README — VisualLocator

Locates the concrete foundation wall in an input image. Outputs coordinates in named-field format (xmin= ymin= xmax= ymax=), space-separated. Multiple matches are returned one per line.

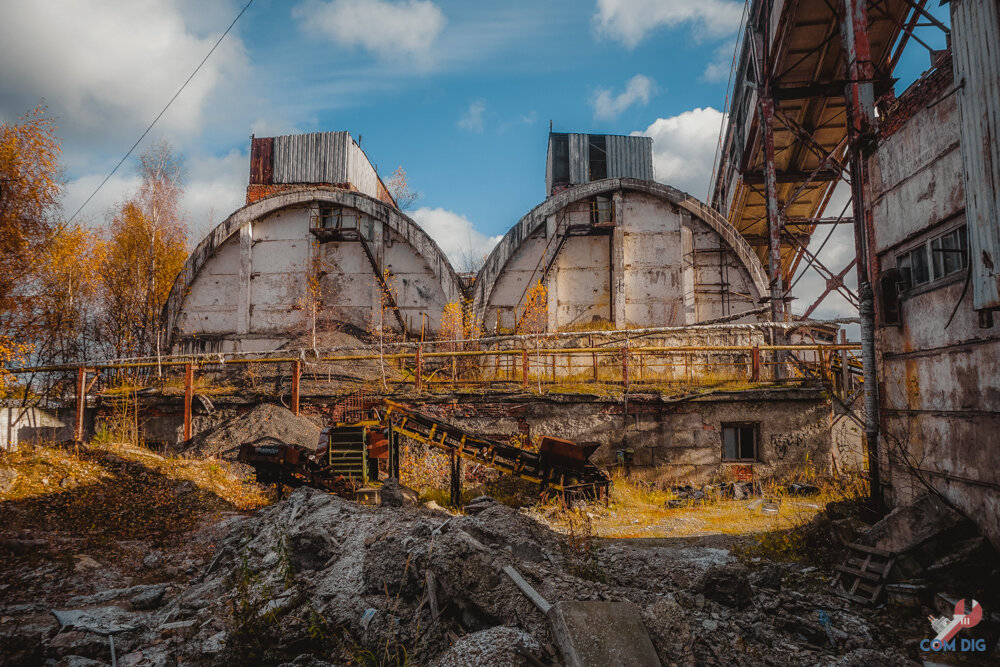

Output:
xmin=869 ymin=55 xmax=1000 ymax=547
xmin=133 ymin=389 xmax=857 ymax=484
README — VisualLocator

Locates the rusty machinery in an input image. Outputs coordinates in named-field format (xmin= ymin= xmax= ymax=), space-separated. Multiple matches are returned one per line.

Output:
xmin=237 ymin=399 xmax=611 ymax=503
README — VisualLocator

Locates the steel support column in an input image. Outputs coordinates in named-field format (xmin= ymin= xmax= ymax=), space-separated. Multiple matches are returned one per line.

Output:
xmin=74 ymin=367 xmax=86 ymax=443
xmin=184 ymin=363 xmax=194 ymax=442
xmin=840 ymin=0 xmax=883 ymax=511
xmin=754 ymin=2 xmax=786 ymax=380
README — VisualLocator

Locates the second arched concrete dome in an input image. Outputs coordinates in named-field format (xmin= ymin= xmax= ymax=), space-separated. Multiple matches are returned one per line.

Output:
xmin=471 ymin=178 xmax=768 ymax=334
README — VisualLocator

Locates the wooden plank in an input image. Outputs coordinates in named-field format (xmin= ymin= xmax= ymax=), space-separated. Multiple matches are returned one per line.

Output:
xmin=502 ymin=565 xmax=552 ymax=613
xmin=835 ymin=564 xmax=883 ymax=582
xmin=846 ymin=542 xmax=894 ymax=558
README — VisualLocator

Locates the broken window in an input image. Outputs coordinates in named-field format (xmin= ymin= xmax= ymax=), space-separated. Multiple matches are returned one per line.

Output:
xmin=551 ymin=134 xmax=569 ymax=188
xmin=895 ymin=224 xmax=968 ymax=290
xmin=722 ymin=423 xmax=757 ymax=461
xmin=896 ymin=244 xmax=930 ymax=287
xmin=589 ymin=195 xmax=614 ymax=227
xmin=931 ymin=225 xmax=968 ymax=280
xmin=588 ymin=135 xmax=607 ymax=180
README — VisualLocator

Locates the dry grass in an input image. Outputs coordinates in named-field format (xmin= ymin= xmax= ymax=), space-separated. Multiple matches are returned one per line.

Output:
xmin=0 ymin=440 xmax=271 ymax=547
xmin=535 ymin=472 xmax=864 ymax=543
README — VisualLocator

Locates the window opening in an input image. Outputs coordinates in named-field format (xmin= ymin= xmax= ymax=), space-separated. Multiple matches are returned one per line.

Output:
xmin=722 ymin=423 xmax=758 ymax=461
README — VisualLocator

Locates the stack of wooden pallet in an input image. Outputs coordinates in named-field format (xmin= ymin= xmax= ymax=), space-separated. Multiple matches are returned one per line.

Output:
xmin=833 ymin=543 xmax=896 ymax=605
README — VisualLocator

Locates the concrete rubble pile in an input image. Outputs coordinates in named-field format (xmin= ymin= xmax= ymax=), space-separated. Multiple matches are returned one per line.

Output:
xmin=0 ymin=487 xmax=938 ymax=667
xmin=179 ymin=403 xmax=321 ymax=460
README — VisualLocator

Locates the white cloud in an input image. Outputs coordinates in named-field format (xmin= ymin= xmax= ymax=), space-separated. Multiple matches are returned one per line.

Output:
xmin=593 ymin=0 xmax=744 ymax=48
xmin=458 ymin=100 xmax=486 ymax=133
xmin=0 ymin=0 xmax=247 ymax=144
xmin=411 ymin=207 xmax=501 ymax=271
xmin=182 ymin=149 xmax=249 ymax=241
xmin=63 ymin=172 xmax=141 ymax=227
xmin=702 ymin=41 xmax=738 ymax=83
xmin=592 ymin=74 xmax=655 ymax=121
xmin=634 ymin=107 xmax=726 ymax=200
xmin=293 ymin=0 xmax=446 ymax=61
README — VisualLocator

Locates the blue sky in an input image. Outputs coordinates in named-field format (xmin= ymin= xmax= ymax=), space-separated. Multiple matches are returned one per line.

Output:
xmin=0 ymin=0 xmax=950 ymax=316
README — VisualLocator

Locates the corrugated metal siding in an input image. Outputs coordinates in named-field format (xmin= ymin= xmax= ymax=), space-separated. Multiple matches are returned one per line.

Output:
xmin=952 ymin=0 xmax=1000 ymax=310
xmin=606 ymin=135 xmax=654 ymax=181
xmin=545 ymin=135 xmax=555 ymax=195
xmin=272 ymin=131 xmax=350 ymax=184
xmin=345 ymin=139 xmax=381 ymax=200
xmin=568 ymin=134 xmax=590 ymax=185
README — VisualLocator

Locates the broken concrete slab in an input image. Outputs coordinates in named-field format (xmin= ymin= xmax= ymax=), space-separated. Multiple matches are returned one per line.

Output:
xmin=129 ymin=586 xmax=166 ymax=611
xmin=51 ymin=607 xmax=139 ymax=635
xmin=861 ymin=494 xmax=971 ymax=554
xmin=547 ymin=600 xmax=661 ymax=667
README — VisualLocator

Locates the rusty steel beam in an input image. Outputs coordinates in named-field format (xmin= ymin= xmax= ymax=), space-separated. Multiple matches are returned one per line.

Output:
xmin=840 ymin=0 xmax=882 ymax=511
xmin=742 ymin=169 xmax=842 ymax=185
xmin=783 ymin=230 xmax=860 ymax=306
xmin=752 ymin=16 xmax=785 ymax=326
xmin=74 ymin=367 xmax=86 ymax=443
xmin=802 ymin=258 xmax=859 ymax=319
xmin=772 ymin=107 xmax=851 ymax=177
xmin=773 ymin=81 xmax=849 ymax=100
xmin=888 ymin=0 xmax=926 ymax=71
xmin=184 ymin=362 xmax=194 ymax=442
xmin=291 ymin=360 xmax=301 ymax=416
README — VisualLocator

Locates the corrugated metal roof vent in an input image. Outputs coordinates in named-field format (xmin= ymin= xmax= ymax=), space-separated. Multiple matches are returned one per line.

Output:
xmin=545 ymin=132 xmax=654 ymax=196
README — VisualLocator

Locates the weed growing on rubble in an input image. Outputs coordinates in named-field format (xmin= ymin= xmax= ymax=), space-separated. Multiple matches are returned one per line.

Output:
xmin=276 ymin=533 xmax=296 ymax=589
xmin=563 ymin=512 xmax=608 ymax=583
xmin=226 ymin=549 xmax=282 ymax=662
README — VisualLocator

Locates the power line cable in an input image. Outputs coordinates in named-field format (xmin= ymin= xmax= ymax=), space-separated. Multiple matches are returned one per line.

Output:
xmin=67 ymin=0 xmax=254 ymax=223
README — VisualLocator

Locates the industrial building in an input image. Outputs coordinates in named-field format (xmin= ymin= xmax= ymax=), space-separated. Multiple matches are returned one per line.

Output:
xmin=712 ymin=0 xmax=1000 ymax=546
xmin=473 ymin=133 xmax=768 ymax=333
xmin=163 ymin=131 xmax=465 ymax=354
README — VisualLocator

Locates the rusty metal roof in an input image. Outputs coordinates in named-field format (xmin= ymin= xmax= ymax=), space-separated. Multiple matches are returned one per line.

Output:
xmin=710 ymin=0 xmax=913 ymax=285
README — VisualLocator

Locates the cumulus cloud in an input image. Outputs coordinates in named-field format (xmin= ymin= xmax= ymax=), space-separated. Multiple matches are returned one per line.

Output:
xmin=182 ymin=149 xmax=250 ymax=240
xmin=593 ymin=0 xmax=744 ymax=48
xmin=634 ymin=107 xmax=726 ymax=200
xmin=293 ymin=0 xmax=446 ymax=61
xmin=458 ymin=100 xmax=486 ymax=133
xmin=411 ymin=207 xmax=501 ymax=272
xmin=592 ymin=74 xmax=655 ymax=121
xmin=0 ymin=0 xmax=246 ymax=146
xmin=702 ymin=41 xmax=738 ymax=83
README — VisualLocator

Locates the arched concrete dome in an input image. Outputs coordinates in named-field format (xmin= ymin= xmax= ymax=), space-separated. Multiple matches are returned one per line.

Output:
xmin=472 ymin=178 xmax=768 ymax=333
xmin=164 ymin=187 xmax=464 ymax=354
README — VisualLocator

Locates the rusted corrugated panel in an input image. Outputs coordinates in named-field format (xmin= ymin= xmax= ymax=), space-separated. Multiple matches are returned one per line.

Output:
xmin=568 ymin=133 xmax=589 ymax=185
xmin=272 ymin=131 xmax=349 ymax=184
xmin=606 ymin=135 xmax=654 ymax=181
xmin=249 ymin=137 xmax=273 ymax=185
xmin=952 ymin=0 xmax=1000 ymax=310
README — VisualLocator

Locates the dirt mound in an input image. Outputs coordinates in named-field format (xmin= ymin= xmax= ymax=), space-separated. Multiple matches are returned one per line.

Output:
xmin=182 ymin=403 xmax=321 ymax=459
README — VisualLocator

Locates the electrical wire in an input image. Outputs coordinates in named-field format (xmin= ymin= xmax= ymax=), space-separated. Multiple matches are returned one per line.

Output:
xmin=67 ymin=0 xmax=254 ymax=223
xmin=708 ymin=0 xmax=751 ymax=205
